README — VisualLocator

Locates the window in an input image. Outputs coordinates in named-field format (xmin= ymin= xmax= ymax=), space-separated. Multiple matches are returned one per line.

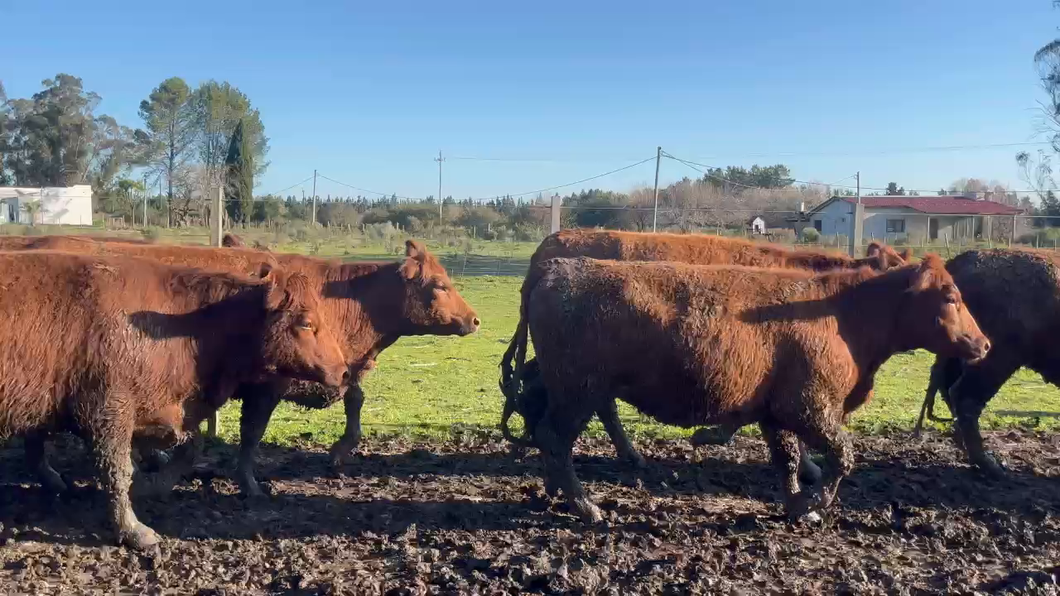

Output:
xmin=886 ymin=219 xmax=905 ymax=234
xmin=813 ymin=220 xmax=822 ymax=232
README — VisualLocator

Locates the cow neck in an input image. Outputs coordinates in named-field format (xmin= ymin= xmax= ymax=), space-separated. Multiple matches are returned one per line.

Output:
xmin=823 ymin=266 xmax=914 ymax=376
xmin=166 ymin=274 xmax=271 ymax=391
xmin=317 ymin=259 xmax=405 ymax=361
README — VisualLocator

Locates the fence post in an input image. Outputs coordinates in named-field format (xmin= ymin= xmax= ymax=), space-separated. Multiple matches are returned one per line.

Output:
xmin=550 ymin=194 xmax=561 ymax=234
xmin=847 ymin=203 xmax=864 ymax=257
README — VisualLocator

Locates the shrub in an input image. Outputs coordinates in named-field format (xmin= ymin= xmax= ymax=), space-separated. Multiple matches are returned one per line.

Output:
xmin=799 ymin=227 xmax=821 ymax=243
xmin=141 ymin=226 xmax=162 ymax=242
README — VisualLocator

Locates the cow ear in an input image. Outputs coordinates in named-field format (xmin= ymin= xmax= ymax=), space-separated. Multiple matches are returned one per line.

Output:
xmin=899 ymin=249 xmax=912 ymax=262
xmin=866 ymin=242 xmax=881 ymax=258
xmin=910 ymin=254 xmax=943 ymax=292
xmin=257 ymin=262 xmax=275 ymax=280
xmin=405 ymin=239 xmax=427 ymax=262
xmin=400 ymin=240 xmax=429 ymax=281
xmin=262 ymin=265 xmax=289 ymax=310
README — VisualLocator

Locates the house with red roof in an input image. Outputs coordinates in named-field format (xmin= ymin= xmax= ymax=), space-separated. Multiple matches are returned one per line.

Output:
xmin=806 ymin=194 xmax=1023 ymax=242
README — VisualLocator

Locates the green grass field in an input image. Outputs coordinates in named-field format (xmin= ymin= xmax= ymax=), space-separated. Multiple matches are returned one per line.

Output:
xmin=8 ymin=225 xmax=1059 ymax=446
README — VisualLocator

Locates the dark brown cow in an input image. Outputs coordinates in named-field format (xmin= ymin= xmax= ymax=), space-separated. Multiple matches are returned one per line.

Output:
xmin=913 ymin=249 xmax=1060 ymax=474
xmin=501 ymin=229 xmax=909 ymax=474
xmin=21 ymin=237 xmax=479 ymax=495
xmin=222 ymin=232 xmax=247 ymax=247
xmin=505 ymin=256 xmax=988 ymax=521
xmin=0 ymin=251 xmax=348 ymax=553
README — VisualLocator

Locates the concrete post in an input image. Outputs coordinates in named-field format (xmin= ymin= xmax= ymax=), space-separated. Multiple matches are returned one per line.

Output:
xmin=848 ymin=202 xmax=864 ymax=257
xmin=550 ymin=194 xmax=561 ymax=234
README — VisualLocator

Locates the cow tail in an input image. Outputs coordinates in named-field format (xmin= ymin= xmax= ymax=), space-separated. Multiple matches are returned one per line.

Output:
xmin=499 ymin=261 xmax=548 ymax=448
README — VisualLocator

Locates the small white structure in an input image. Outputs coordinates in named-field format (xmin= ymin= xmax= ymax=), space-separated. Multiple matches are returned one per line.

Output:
xmin=747 ymin=216 xmax=766 ymax=235
xmin=0 ymin=185 xmax=94 ymax=226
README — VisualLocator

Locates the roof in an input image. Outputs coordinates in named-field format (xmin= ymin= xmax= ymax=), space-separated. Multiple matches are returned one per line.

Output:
xmin=823 ymin=195 xmax=1022 ymax=216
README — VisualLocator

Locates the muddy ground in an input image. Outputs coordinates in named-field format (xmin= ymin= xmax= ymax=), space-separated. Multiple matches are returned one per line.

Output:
xmin=1 ymin=429 xmax=1059 ymax=595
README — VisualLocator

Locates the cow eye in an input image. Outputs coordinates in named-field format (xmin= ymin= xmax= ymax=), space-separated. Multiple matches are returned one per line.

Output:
xmin=944 ymin=294 xmax=958 ymax=305
xmin=297 ymin=319 xmax=314 ymax=331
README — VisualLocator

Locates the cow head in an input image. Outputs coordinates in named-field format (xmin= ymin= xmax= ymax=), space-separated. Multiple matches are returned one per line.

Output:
xmin=865 ymin=242 xmax=911 ymax=271
xmin=398 ymin=240 xmax=481 ymax=336
xmin=257 ymin=263 xmax=350 ymax=388
xmin=898 ymin=254 xmax=990 ymax=363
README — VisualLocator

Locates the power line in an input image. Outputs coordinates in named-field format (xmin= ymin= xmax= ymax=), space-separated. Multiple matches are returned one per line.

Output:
xmin=315 ymin=174 xmax=420 ymax=201
xmin=470 ymin=156 xmax=657 ymax=201
xmin=686 ymin=140 xmax=1052 ymax=161
xmin=264 ymin=175 xmax=316 ymax=197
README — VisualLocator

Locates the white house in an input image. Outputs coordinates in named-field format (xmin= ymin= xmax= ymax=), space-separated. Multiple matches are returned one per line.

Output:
xmin=747 ymin=216 xmax=766 ymax=235
xmin=0 ymin=185 xmax=94 ymax=226
xmin=806 ymin=195 xmax=1023 ymax=242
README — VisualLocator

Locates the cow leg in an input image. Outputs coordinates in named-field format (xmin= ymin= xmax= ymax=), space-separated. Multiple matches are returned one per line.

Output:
xmin=24 ymin=431 xmax=68 ymax=493
xmin=330 ymin=383 xmax=366 ymax=468
xmin=809 ymin=427 xmax=854 ymax=513
xmin=83 ymin=405 xmax=160 ymax=555
xmin=949 ymin=354 xmax=1020 ymax=476
xmin=236 ymin=382 xmax=284 ymax=497
xmin=535 ymin=396 xmax=601 ymax=523
xmin=597 ymin=399 xmax=646 ymax=468
xmin=796 ymin=442 xmax=822 ymax=486
xmin=761 ymin=422 xmax=806 ymax=516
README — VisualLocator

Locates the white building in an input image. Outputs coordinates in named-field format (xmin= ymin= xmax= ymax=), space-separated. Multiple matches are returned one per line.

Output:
xmin=806 ymin=195 xmax=1023 ymax=242
xmin=0 ymin=185 xmax=94 ymax=226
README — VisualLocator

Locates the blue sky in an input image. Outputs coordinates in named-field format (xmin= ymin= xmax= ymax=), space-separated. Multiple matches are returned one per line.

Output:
xmin=3 ymin=0 xmax=1058 ymax=199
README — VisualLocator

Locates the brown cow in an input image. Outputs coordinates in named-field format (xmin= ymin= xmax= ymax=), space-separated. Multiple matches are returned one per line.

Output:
xmin=505 ymin=256 xmax=988 ymax=521
xmin=501 ymin=229 xmax=909 ymax=474
xmin=0 ymin=251 xmax=348 ymax=553
xmin=222 ymin=232 xmax=246 ymax=247
xmin=23 ymin=238 xmax=479 ymax=495
xmin=913 ymin=249 xmax=1060 ymax=475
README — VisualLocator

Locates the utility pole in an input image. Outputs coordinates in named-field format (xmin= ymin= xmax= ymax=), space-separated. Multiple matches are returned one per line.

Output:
xmin=311 ymin=169 xmax=318 ymax=226
xmin=652 ymin=146 xmax=662 ymax=232
xmin=435 ymin=150 xmax=445 ymax=221
xmin=849 ymin=171 xmax=864 ymax=257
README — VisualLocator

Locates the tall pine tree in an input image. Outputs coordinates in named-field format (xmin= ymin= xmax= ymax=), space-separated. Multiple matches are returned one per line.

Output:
xmin=224 ymin=118 xmax=254 ymax=223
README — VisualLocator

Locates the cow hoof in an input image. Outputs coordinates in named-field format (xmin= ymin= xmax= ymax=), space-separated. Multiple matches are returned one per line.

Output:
xmin=240 ymin=480 xmax=266 ymax=499
xmin=622 ymin=452 xmax=648 ymax=470
xmin=120 ymin=523 xmax=161 ymax=556
xmin=690 ymin=426 xmax=735 ymax=447
xmin=39 ymin=470 xmax=69 ymax=494
xmin=571 ymin=499 xmax=604 ymax=523
xmin=785 ymin=493 xmax=815 ymax=521
xmin=543 ymin=477 xmax=560 ymax=499
xmin=329 ymin=442 xmax=358 ymax=469
xmin=975 ymin=455 xmax=1007 ymax=478
xmin=798 ymin=460 xmax=823 ymax=486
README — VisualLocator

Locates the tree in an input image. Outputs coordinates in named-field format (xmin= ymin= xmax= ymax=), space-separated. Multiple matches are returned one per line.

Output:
xmin=139 ymin=77 xmax=194 ymax=208
xmin=0 ymin=75 xmax=143 ymax=189
xmin=224 ymin=119 xmax=254 ymax=224
xmin=21 ymin=199 xmax=40 ymax=226
xmin=703 ymin=164 xmax=793 ymax=193
xmin=885 ymin=182 xmax=905 ymax=195
xmin=190 ymin=81 xmax=269 ymax=202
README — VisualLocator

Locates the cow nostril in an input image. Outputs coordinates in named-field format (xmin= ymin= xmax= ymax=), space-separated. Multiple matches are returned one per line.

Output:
xmin=982 ymin=340 xmax=991 ymax=353
xmin=472 ymin=317 xmax=481 ymax=327
xmin=341 ymin=370 xmax=351 ymax=383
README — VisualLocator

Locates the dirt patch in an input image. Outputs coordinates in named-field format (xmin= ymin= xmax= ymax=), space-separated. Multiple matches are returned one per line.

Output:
xmin=2 ymin=430 xmax=1059 ymax=594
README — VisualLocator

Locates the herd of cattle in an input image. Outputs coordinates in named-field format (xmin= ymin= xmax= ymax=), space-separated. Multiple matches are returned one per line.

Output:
xmin=0 ymin=229 xmax=1056 ymax=557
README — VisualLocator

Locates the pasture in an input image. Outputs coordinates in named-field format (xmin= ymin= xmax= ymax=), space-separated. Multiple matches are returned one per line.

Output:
xmin=1 ymin=232 xmax=1060 ymax=593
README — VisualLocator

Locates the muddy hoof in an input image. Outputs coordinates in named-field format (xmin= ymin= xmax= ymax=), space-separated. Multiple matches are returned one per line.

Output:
xmin=120 ymin=523 xmax=161 ymax=556
xmin=329 ymin=442 xmax=358 ymax=469
xmin=543 ymin=477 xmax=560 ymax=499
xmin=621 ymin=451 xmax=648 ymax=469
xmin=975 ymin=454 xmax=1007 ymax=478
xmin=39 ymin=470 xmax=69 ymax=494
xmin=798 ymin=460 xmax=823 ymax=486
xmin=239 ymin=479 xmax=268 ymax=499
xmin=690 ymin=426 xmax=736 ymax=447
xmin=571 ymin=498 xmax=604 ymax=523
